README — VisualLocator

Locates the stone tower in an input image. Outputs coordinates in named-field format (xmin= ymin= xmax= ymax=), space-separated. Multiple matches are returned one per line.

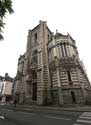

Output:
xmin=15 ymin=21 xmax=90 ymax=105
xmin=16 ymin=21 xmax=53 ymax=105
xmin=48 ymin=32 xmax=90 ymax=105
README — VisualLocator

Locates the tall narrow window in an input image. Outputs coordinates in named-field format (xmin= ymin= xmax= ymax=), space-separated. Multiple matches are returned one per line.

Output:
xmin=48 ymin=34 xmax=49 ymax=41
xmin=33 ymin=50 xmax=37 ymax=63
xmin=67 ymin=71 xmax=72 ymax=83
xmin=61 ymin=44 xmax=64 ymax=57
xmin=58 ymin=45 xmax=62 ymax=58
xmin=64 ymin=43 xmax=68 ymax=56
xmin=56 ymin=46 xmax=59 ymax=59
xmin=66 ymin=44 xmax=69 ymax=56
xmin=34 ymin=33 xmax=37 ymax=44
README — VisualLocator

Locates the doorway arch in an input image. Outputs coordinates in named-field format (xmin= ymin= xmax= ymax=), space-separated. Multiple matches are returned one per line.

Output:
xmin=32 ymin=82 xmax=37 ymax=101
xmin=71 ymin=91 xmax=76 ymax=103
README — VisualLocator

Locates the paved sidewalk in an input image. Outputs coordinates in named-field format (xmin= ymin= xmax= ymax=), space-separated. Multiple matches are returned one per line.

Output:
xmin=1 ymin=103 xmax=91 ymax=114
xmin=17 ymin=104 xmax=91 ymax=112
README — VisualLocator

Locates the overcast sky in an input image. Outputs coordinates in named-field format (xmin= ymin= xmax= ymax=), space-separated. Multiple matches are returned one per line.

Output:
xmin=0 ymin=0 xmax=91 ymax=81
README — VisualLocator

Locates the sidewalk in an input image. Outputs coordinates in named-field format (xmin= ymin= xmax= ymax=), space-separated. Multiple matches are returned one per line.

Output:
xmin=17 ymin=104 xmax=91 ymax=112
xmin=1 ymin=103 xmax=91 ymax=114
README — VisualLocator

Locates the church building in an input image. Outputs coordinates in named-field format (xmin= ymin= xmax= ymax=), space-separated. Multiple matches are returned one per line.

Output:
xmin=15 ymin=21 xmax=90 ymax=105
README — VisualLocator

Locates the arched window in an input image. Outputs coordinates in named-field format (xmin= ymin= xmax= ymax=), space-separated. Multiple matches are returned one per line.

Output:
xmin=60 ymin=43 xmax=64 ymax=57
xmin=34 ymin=33 xmax=37 ymax=44
xmin=67 ymin=71 xmax=72 ymax=83
xmin=32 ymin=50 xmax=37 ymax=63
xmin=64 ymin=43 xmax=68 ymax=56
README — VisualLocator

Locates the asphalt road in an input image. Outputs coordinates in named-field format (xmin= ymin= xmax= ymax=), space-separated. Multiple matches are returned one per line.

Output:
xmin=0 ymin=107 xmax=91 ymax=125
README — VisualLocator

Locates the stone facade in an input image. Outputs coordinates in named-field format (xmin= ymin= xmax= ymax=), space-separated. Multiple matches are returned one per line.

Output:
xmin=15 ymin=21 xmax=91 ymax=105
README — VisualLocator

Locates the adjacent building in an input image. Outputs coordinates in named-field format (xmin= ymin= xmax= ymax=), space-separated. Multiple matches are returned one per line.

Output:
xmin=15 ymin=21 xmax=91 ymax=105
xmin=0 ymin=73 xmax=14 ymax=103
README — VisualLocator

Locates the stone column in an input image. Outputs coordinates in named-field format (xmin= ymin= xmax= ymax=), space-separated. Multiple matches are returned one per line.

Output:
xmin=37 ymin=21 xmax=52 ymax=105
xmin=57 ymin=68 xmax=64 ymax=105
xmin=37 ymin=21 xmax=46 ymax=105
xmin=56 ymin=59 xmax=64 ymax=105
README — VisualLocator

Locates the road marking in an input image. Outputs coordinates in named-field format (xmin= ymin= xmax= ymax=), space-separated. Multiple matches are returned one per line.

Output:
xmin=74 ymin=112 xmax=91 ymax=125
xmin=82 ymin=112 xmax=91 ymax=116
xmin=1 ymin=109 xmax=13 ymax=112
xmin=74 ymin=123 xmax=81 ymax=125
xmin=17 ymin=111 xmax=36 ymax=115
xmin=0 ymin=116 xmax=5 ymax=120
xmin=80 ymin=116 xmax=91 ymax=119
xmin=44 ymin=115 xmax=71 ymax=120
xmin=77 ymin=119 xmax=91 ymax=124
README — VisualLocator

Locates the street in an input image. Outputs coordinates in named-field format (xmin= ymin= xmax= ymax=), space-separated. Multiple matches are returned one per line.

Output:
xmin=0 ymin=106 xmax=83 ymax=125
xmin=1 ymin=106 xmax=91 ymax=125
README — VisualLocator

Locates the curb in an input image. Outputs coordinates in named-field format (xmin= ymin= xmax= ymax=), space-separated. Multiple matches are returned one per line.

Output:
xmin=1 ymin=105 xmax=91 ymax=115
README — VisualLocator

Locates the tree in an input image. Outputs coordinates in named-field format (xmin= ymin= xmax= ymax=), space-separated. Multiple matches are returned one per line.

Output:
xmin=0 ymin=0 xmax=14 ymax=40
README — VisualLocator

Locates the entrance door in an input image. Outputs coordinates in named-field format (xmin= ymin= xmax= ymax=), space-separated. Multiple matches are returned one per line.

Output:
xmin=32 ymin=83 xmax=37 ymax=101
xmin=71 ymin=91 xmax=76 ymax=103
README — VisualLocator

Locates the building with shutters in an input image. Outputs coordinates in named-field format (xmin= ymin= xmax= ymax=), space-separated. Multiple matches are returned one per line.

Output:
xmin=15 ymin=21 xmax=91 ymax=105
